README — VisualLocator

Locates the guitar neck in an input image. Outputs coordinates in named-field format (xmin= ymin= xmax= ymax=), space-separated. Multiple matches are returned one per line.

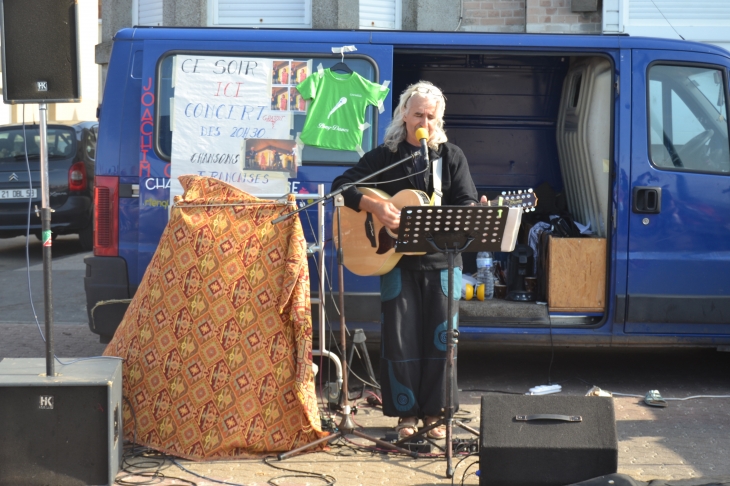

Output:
xmin=482 ymin=189 xmax=537 ymax=212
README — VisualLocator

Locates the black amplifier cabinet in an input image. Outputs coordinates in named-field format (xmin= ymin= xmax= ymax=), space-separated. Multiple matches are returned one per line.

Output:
xmin=0 ymin=358 xmax=122 ymax=486
xmin=480 ymin=394 xmax=618 ymax=486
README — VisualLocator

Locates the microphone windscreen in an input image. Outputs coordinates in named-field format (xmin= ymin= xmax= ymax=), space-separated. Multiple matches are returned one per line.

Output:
xmin=415 ymin=127 xmax=429 ymax=141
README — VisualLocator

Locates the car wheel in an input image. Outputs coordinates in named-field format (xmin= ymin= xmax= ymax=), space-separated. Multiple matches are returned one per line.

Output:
xmin=78 ymin=223 xmax=94 ymax=251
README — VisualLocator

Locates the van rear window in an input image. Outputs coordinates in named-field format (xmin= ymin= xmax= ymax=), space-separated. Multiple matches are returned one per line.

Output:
xmin=155 ymin=54 xmax=380 ymax=166
xmin=0 ymin=127 xmax=76 ymax=163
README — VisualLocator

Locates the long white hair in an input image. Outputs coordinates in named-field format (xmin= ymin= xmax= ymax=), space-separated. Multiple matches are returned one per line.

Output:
xmin=383 ymin=81 xmax=447 ymax=152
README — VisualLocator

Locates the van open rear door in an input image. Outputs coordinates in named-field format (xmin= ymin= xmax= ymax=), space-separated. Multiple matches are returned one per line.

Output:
xmin=626 ymin=47 xmax=730 ymax=335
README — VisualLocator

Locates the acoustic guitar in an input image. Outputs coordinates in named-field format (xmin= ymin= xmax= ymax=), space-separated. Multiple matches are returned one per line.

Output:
xmin=333 ymin=187 xmax=537 ymax=277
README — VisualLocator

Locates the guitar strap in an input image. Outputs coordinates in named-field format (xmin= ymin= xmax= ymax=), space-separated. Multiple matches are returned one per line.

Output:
xmin=430 ymin=157 xmax=443 ymax=206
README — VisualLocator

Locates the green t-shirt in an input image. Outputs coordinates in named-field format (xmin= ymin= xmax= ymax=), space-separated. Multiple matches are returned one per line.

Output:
xmin=296 ymin=69 xmax=389 ymax=151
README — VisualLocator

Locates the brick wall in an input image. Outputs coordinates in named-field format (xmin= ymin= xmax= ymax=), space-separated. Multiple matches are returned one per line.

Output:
xmin=461 ymin=0 xmax=526 ymax=32
xmin=461 ymin=0 xmax=602 ymax=33
xmin=526 ymin=0 xmax=601 ymax=33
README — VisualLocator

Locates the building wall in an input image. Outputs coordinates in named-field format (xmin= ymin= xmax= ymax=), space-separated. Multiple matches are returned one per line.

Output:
xmin=462 ymin=0 xmax=527 ymax=32
xmin=95 ymin=0 xmax=603 ymax=92
xmin=526 ymin=0 xmax=601 ymax=33
xmin=461 ymin=0 xmax=602 ymax=33
xmin=603 ymin=0 xmax=730 ymax=52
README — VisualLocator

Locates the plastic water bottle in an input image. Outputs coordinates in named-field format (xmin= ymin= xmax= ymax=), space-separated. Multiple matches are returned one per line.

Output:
xmin=476 ymin=252 xmax=494 ymax=299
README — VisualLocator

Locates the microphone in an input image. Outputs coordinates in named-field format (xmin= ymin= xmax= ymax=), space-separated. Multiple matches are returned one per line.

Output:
xmin=415 ymin=127 xmax=429 ymax=162
xmin=415 ymin=127 xmax=430 ymax=189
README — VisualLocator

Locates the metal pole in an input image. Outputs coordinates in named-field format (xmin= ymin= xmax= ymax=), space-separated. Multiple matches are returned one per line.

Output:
xmin=39 ymin=103 xmax=54 ymax=377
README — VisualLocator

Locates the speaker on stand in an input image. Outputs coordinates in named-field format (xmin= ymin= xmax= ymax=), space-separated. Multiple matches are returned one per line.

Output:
xmin=1 ymin=0 xmax=80 ymax=104
xmin=0 ymin=3 xmax=120 ymax=485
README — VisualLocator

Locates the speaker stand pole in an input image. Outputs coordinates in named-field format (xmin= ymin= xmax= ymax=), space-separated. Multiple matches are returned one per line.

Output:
xmin=38 ymin=102 xmax=54 ymax=377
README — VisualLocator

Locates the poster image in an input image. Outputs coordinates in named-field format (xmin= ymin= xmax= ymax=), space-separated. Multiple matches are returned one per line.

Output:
xmin=170 ymin=55 xmax=296 ymax=199
xmin=271 ymin=87 xmax=289 ymax=111
xmin=292 ymin=61 xmax=309 ymax=84
xmin=243 ymin=139 xmax=297 ymax=178
xmin=272 ymin=60 xmax=292 ymax=85
xmin=290 ymin=88 xmax=307 ymax=112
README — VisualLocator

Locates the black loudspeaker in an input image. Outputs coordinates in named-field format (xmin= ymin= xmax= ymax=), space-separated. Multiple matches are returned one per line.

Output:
xmin=0 ymin=359 xmax=122 ymax=486
xmin=479 ymin=394 xmax=618 ymax=486
xmin=569 ymin=474 xmax=644 ymax=486
xmin=0 ymin=0 xmax=80 ymax=103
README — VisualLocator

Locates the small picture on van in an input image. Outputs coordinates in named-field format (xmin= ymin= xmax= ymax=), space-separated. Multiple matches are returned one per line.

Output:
xmin=243 ymin=138 xmax=297 ymax=177
xmin=290 ymin=88 xmax=306 ymax=112
xmin=272 ymin=60 xmax=291 ymax=85
xmin=292 ymin=61 xmax=309 ymax=85
xmin=271 ymin=87 xmax=289 ymax=111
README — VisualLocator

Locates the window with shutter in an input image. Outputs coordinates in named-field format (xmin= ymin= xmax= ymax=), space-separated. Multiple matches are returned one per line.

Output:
xmin=628 ymin=0 xmax=730 ymax=22
xmin=359 ymin=0 xmax=401 ymax=30
xmin=212 ymin=0 xmax=312 ymax=28
xmin=136 ymin=0 xmax=163 ymax=26
xmin=616 ymin=0 xmax=730 ymax=47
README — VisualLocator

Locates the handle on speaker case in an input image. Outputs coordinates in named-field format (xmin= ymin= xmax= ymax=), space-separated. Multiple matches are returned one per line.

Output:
xmin=514 ymin=414 xmax=582 ymax=422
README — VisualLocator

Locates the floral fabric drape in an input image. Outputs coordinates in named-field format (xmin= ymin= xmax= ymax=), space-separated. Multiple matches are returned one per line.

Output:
xmin=104 ymin=175 xmax=327 ymax=459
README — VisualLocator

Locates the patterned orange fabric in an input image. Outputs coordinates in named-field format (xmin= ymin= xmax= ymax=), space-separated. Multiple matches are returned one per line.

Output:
xmin=104 ymin=175 xmax=328 ymax=459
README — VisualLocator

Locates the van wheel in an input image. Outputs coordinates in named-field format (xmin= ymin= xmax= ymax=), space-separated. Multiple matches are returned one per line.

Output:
xmin=79 ymin=223 xmax=94 ymax=252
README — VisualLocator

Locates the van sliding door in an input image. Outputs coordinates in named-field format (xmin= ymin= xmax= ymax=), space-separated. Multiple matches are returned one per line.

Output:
xmin=627 ymin=49 xmax=730 ymax=334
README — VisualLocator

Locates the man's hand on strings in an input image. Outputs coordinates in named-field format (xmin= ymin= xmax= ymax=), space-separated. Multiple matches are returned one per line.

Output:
xmin=359 ymin=196 xmax=401 ymax=231
xmin=470 ymin=195 xmax=489 ymax=205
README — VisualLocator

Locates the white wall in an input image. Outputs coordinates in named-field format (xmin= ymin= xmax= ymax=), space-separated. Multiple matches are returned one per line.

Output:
xmin=53 ymin=0 xmax=100 ymax=122
xmin=604 ymin=0 xmax=730 ymax=53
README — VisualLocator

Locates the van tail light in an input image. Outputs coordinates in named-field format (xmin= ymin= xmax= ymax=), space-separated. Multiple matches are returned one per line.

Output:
xmin=68 ymin=162 xmax=87 ymax=191
xmin=94 ymin=176 xmax=118 ymax=257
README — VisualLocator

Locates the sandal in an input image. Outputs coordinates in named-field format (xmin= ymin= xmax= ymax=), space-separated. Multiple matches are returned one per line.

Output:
xmin=424 ymin=416 xmax=446 ymax=440
xmin=395 ymin=416 xmax=418 ymax=439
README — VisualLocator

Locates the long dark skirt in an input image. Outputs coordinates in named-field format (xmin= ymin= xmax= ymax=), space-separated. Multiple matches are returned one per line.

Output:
xmin=379 ymin=266 xmax=461 ymax=418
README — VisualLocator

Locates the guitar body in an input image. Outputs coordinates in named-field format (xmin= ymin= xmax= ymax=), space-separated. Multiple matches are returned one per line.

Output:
xmin=333 ymin=187 xmax=431 ymax=276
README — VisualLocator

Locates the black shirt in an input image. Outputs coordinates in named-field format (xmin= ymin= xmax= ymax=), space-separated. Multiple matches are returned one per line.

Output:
xmin=331 ymin=140 xmax=478 ymax=270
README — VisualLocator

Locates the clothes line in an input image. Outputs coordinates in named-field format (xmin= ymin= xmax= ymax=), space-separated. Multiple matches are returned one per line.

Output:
xmin=172 ymin=191 xmax=318 ymax=208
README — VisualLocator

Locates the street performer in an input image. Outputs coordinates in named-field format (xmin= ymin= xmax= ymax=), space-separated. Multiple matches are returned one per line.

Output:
xmin=331 ymin=81 xmax=485 ymax=440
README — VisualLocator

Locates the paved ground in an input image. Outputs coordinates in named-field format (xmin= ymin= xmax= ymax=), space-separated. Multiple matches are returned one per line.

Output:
xmin=3 ymin=322 xmax=730 ymax=486
xmin=2 ymin=236 xmax=730 ymax=485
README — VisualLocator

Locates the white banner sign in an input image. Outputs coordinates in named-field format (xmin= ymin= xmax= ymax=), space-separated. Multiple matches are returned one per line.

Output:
xmin=170 ymin=55 xmax=295 ymax=200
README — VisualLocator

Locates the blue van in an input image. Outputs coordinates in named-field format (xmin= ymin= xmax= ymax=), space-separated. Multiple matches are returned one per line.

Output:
xmin=85 ymin=27 xmax=730 ymax=347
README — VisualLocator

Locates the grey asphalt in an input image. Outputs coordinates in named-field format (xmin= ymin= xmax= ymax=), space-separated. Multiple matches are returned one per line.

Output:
xmin=1 ymin=235 xmax=730 ymax=485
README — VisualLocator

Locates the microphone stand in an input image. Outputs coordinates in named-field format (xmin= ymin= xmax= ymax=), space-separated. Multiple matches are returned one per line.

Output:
xmin=274 ymin=151 xmax=420 ymax=459
xmin=271 ymin=151 xmax=419 ymax=225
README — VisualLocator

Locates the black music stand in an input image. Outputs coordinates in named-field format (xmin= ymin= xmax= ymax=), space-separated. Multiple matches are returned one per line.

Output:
xmin=392 ymin=204 xmax=516 ymax=478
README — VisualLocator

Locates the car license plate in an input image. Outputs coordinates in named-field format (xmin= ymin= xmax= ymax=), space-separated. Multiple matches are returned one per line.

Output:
xmin=0 ymin=188 xmax=37 ymax=199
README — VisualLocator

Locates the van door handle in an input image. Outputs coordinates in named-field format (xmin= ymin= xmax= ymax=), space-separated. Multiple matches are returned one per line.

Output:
xmin=633 ymin=186 xmax=661 ymax=214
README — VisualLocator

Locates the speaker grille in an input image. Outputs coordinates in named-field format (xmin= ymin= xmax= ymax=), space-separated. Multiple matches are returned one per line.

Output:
xmin=1 ymin=0 xmax=80 ymax=103
xmin=0 ymin=385 xmax=109 ymax=486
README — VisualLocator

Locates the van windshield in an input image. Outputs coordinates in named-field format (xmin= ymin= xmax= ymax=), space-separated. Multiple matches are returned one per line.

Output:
xmin=0 ymin=127 xmax=76 ymax=163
